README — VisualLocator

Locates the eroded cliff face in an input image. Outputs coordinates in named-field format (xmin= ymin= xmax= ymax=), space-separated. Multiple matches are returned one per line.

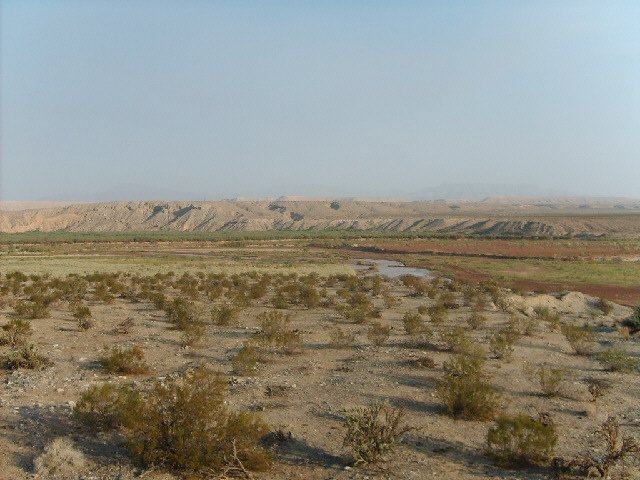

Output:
xmin=2 ymin=199 xmax=640 ymax=237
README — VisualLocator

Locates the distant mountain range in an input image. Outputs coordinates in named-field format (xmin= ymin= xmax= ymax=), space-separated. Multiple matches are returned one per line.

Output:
xmin=37 ymin=182 xmax=574 ymax=203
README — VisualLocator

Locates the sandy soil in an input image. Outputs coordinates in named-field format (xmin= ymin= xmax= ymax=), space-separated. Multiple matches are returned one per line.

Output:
xmin=1 ymin=271 xmax=639 ymax=479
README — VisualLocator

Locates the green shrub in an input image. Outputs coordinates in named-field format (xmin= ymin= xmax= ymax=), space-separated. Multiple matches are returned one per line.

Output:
xmin=181 ymin=320 xmax=206 ymax=347
xmin=343 ymin=401 xmax=413 ymax=465
xmin=561 ymin=323 xmax=596 ymax=355
xmin=257 ymin=311 xmax=304 ymax=354
xmin=367 ymin=322 xmax=390 ymax=346
xmin=100 ymin=345 xmax=149 ymax=375
xmin=440 ymin=325 xmax=471 ymax=354
xmin=232 ymin=343 xmax=262 ymax=376
xmin=489 ymin=331 xmax=515 ymax=360
xmin=427 ymin=302 xmax=448 ymax=324
xmin=164 ymin=297 xmax=198 ymax=330
xmin=0 ymin=318 xmax=32 ymax=346
xmin=525 ymin=364 xmax=568 ymax=397
xmin=467 ymin=311 xmax=487 ymax=330
xmin=6 ymin=343 xmax=52 ymax=370
xmin=211 ymin=303 xmax=239 ymax=326
xmin=126 ymin=367 xmax=271 ymax=473
xmin=438 ymin=351 xmax=500 ymax=420
xmin=74 ymin=383 xmax=142 ymax=430
xmin=486 ymin=414 xmax=557 ymax=466
xmin=13 ymin=300 xmax=49 ymax=319
xmin=73 ymin=306 xmax=94 ymax=331
xmin=621 ymin=307 xmax=640 ymax=334
xmin=597 ymin=346 xmax=639 ymax=373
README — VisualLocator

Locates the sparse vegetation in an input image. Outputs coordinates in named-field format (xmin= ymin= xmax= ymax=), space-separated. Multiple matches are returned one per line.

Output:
xmin=99 ymin=345 xmax=149 ymax=375
xmin=125 ymin=367 xmax=272 ymax=473
xmin=486 ymin=414 xmax=557 ymax=466
xmin=438 ymin=350 xmax=500 ymax=420
xmin=597 ymin=346 xmax=639 ymax=373
xmin=5 ymin=342 xmax=52 ymax=370
xmin=343 ymin=401 xmax=414 ymax=465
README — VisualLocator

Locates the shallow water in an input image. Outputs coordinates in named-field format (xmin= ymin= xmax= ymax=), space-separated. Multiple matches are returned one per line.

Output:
xmin=350 ymin=258 xmax=435 ymax=279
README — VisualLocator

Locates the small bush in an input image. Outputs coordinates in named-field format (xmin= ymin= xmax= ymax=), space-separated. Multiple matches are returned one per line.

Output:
xmin=525 ymin=364 xmax=569 ymax=397
xmin=486 ymin=414 xmax=557 ymax=466
xmin=597 ymin=346 xmax=639 ymax=373
xmin=6 ymin=343 xmax=52 ymax=370
xmin=367 ymin=322 xmax=390 ymax=346
xmin=100 ymin=345 xmax=148 ymax=375
xmin=0 ymin=318 xmax=32 ymax=346
xmin=114 ymin=317 xmax=135 ymax=335
xmin=14 ymin=300 xmax=49 ymax=319
xmin=621 ymin=307 xmax=640 ymax=334
xmin=232 ymin=343 xmax=262 ymax=376
xmin=181 ymin=320 xmax=206 ymax=347
xmin=257 ymin=311 xmax=304 ymax=354
xmin=489 ymin=331 xmax=515 ymax=360
xmin=584 ymin=377 xmax=612 ymax=402
xmin=329 ymin=327 xmax=356 ymax=349
xmin=73 ymin=306 xmax=94 ymax=331
xmin=33 ymin=437 xmax=88 ymax=480
xmin=126 ymin=367 xmax=272 ymax=473
xmin=165 ymin=297 xmax=198 ymax=331
xmin=74 ymin=383 xmax=142 ymax=430
xmin=441 ymin=325 xmax=471 ymax=354
xmin=211 ymin=303 xmax=239 ymax=326
xmin=561 ymin=323 xmax=596 ymax=355
xmin=467 ymin=311 xmax=487 ymax=330
xmin=438 ymin=351 xmax=500 ymax=420
xmin=596 ymin=297 xmax=614 ymax=316
xmin=343 ymin=401 xmax=414 ymax=465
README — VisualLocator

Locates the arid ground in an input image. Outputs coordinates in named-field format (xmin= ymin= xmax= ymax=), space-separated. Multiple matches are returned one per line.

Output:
xmin=1 ymin=233 xmax=639 ymax=479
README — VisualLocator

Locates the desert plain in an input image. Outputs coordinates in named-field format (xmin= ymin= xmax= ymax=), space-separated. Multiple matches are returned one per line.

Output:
xmin=1 ymin=198 xmax=639 ymax=479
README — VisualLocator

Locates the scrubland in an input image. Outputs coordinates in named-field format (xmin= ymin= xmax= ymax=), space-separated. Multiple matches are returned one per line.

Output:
xmin=0 ymin=236 xmax=639 ymax=479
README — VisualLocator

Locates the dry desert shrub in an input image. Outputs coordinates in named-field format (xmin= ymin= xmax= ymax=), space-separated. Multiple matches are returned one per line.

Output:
xmin=596 ymin=297 xmax=614 ymax=316
xmin=597 ymin=345 xmax=639 ymax=373
xmin=72 ymin=305 xmax=94 ymax=331
xmin=6 ymin=342 xmax=52 ymax=370
xmin=100 ymin=345 xmax=149 ymax=375
xmin=329 ymin=327 xmax=356 ymax=349
xmin=525 ymin=364 xmax=570 ymax=397
xmin=34 ymin=437 xmax=88 ymax=480
xmin=367 ymin=322 xmax=390 ymax=346
xmin=211 ymin=303 xmax=239 ymax=326
xmin=583 ymin=377 xmax=612 ymax=402
xmin=486 ymin=414 xmax=557 ymax=467
xmin=621 ymin=306 xmax=640 ymax=334
xmin=0 ymin=318 xmax=32 ymax=346
xmin=257 ymin=310 xmax=304 ymax=354
xmin=552 ymin=416 xmax=639 ymax=479
xmin=232 ymin=343 xmax=263 ymax=376
xmin=561 ymin=323 xmax=596 ymax=355
xmin=438 ymin=350 xmax=500 ymax=420
xmin=126 ymin=367 xmax=272 ymax=473
xmin=343 ymin=401 xmax=414 ymax=465
xmin=74 ymin=383 xmax=142 ymax=431
xmin=467 ymin=310 xmax=487 ymax=330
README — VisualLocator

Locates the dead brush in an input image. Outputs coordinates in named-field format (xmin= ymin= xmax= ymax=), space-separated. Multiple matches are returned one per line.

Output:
xmin=552 ymin=416 xmax=639 ymax=479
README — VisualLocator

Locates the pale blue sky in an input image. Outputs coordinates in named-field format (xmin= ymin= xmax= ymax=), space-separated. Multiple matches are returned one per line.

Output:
xmin=2 ymin=1 xmax=639 ymax=201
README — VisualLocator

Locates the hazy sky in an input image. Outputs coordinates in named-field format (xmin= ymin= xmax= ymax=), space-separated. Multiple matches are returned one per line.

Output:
xmin=2 ymin=1 xmax=639 ymax=201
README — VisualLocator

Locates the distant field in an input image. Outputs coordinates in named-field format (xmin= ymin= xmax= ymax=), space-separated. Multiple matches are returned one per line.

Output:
xmin=2 ymin=232 xmax=639 ymax=304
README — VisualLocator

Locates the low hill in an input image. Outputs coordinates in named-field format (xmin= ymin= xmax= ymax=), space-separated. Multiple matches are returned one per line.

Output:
xmin=2 ymin=198 xmax=640 ymax=237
